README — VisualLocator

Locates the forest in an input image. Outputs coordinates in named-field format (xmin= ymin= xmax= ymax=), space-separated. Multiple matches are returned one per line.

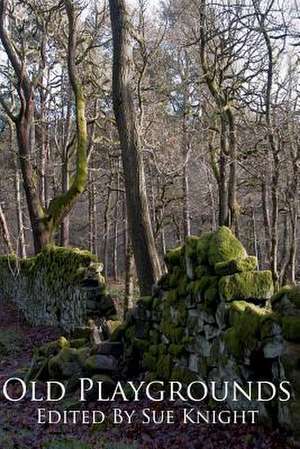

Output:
xmin=0 ymin=0 xmax=300 ymax=448
xmin=0 ymin=0 xmax=299 ymax=296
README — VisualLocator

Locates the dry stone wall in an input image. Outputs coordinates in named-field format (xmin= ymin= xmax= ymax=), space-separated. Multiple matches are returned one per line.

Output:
xmin=115 ymin=227 xmax=300 ymax=434
xmin=0 ymin=246 xmax=116 ymax=332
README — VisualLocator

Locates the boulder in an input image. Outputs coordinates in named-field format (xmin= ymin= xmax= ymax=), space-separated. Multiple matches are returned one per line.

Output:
xmin=219 ymin=271 xmax=274 ymax=302
xmin=93 ymin=342 xmax=123 ymax=357
xmin=208 ymin=226 xmax=247 ymax=267
xmin=215 ymin=256 xmax=257 ymax=276
xmin=84 ymin=354 xmax=118 ymax=373
xmin=271 ymin=285 xmax=300 ymax=316
xmin=48 ymin=347 xmax=89 ymax=379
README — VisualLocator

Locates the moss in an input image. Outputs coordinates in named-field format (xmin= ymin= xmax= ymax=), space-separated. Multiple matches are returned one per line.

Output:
xmin=204 ymin=286 xmax=219 ymax=307
xmin=194 ymin=265 xmax=210 ymax=279
xmin=282 ymin=317 xmax=300 ymax=342
xmin=158 ymin=344 xmax=168 ymax=355
xmin=149 ymin=329 xmax=161 ymax=345
xmin=149 ymin=345 xmax=159 ymax=356
xmin=188 ymin=275 xmax=218 ymax=297
xmin=168 ymin=267 xmax=183 ymax=288
xmin=177 ymin=275 xmax=189 ymax=297
xmin=110 ymin=323 xmax=127 ymax=342
xmin=169 ymin=344 xmax=184 ymax=357
xmin=160 ymin=320 xmax=184 ymax=343
xmin=152 ymin=297 xmax=161 ymax=310
xmin=196 ymin=232 xmax=213 ymax=265
xmin=225 ymin=301 xmax=277 ymax=358
xmin=165 ymin=246 xmax=184 ymax=269
xmin=171 ymin=367 xmax=198 ymax=384
xmin=271 ymin=285 xmax=292 ymax=304
xmin=124 ymin=325 xmax=136 ymax=341
xmin=214 ymin=256 xmax=257 ymax=276
xmin=156 ymin=354 xmax=172 ymax=379
xmin=271 ymin=285 xmax=300 ymax=310
xmin=224 ymin=327 xmax=240 ymax=358
xmin=143 ymin=352 xmax=157 ymax=370
xmin=38 ymin=337 xmax=70 ymax=357
xmin=165 ymin=289 xmax=178 ymax=304
xmin=185 ymin=235 xmax=200 ymax=258
xmin=219 ymin=271 xmax=274 ymax=302
xmin=137 ymin=296 xmax=153 ymax=310
xmin=208 ymin=226 xmax=247 ymax=267
xmin=133 ymin=338 xmax=149 ymax=351
xmin=69 ymin=338 xmax=87 ymax=349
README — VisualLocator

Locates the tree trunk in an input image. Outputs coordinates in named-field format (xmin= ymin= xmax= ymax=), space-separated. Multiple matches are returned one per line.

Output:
xmin=182 ymin=116 xmax=191 ymax=237
xmin=0 ymin=204 xmax=14 ymax=254
xmin=109 ymin=0 xmax=161 ymax=295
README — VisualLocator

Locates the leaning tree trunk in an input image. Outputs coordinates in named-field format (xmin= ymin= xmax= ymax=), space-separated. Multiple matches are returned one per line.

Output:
xmin=0 ymin=0 xmax=88 ymax=254
xmin=109 ymin=0 xmax=161 ymax=295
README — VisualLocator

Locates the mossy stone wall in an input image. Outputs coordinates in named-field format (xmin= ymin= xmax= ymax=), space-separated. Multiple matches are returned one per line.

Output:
xmin=115 ymin=227 xmax=300 ymax=433
xmin=0 ymin=246 xmax=116 ymax=332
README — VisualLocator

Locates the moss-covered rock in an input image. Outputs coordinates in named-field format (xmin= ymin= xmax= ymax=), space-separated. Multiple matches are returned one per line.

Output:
xmin=165 ymin=246 xmax=184 ymax=269
xmin=208 ymin=226 xmax=247 ymax=267
xmin=271 ymin=285 xmax=300 ymax=316
xmin=219 ymin=271 xmax=274 ymax=302
xmin=84 ymin=354 xmax=118 ymax=373
xmin=282 ymin=317 xmax=300 ymax=342
xmin=196 ymin=232 xmax=213 ymax=265
xmin=170 ymin=367 xmax=198 ymax=384
xmin=225 ymin=301 xmax=279 ymax=359
xmin=215 ymin=256 xmax=257 ymax=276
xmin=48 ymin=347 xmax=87 ymax=379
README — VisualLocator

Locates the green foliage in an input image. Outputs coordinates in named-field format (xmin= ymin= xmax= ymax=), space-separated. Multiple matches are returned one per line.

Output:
xmin=219 ymin=270 xmax=274 ymax=302
xmin=208 ymin=226 xmax=247 ymax=266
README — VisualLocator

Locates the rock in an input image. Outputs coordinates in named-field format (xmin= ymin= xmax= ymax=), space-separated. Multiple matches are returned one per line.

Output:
xmin=219 ymin=271 xmax=274 ymax=302
xmin=197 ymin=309 xmax=215 ymax=324
xmin=93 ymin=342 xmax=123 ymax=357
xmin=194 ymin=336 xmax=211 ymax=357
xmin=215 ymin=256 xmax=257 ymax=276
xmin=271 ymin=285 xmax=300 ymax=316
xmin=204 ymin=324 xmax=220 ymax=340
xmin=188 ymin=354 xmax=199 ymax=372
xmin=38 ymin=337 xmax=70 ymax=357
xmin=85 ymin=374 xmax=116 ymax=401
xmin=216 ymin=302 xmax=228 ymax=329
xmin=84 ymin=354 xmax=118 ymax=373
xmin=260 ymin=320 xmax=282 ymax=339
xmin=69 ymin=338 xmax=88 ymax=348
xmin=263 ymin=336 xmax=284 ymax=358
xmin=208 ymin=226 xmax=247 ymax=266
xmin=48 ymin=347 xmax=89 ymax=379
xmin=282 ymin=316 xmax=300 ymax=342
xmin=88 ymin=320 xmax=102 ymax=345
xmin=72 ymin=327 xmax=91 ymax=339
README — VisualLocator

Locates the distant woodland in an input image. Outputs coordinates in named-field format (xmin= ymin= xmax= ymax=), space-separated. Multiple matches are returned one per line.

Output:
xmin=0 ymin=0 xmax=299 ymax=295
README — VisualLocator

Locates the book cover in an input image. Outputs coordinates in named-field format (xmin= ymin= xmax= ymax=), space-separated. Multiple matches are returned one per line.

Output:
xmin=0 ymin=0 xmax=299 ymax=448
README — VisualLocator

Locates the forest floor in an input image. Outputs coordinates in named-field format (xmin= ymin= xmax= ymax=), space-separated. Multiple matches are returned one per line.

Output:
xmin=0 ymin=299 xmax=295 ymax=449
